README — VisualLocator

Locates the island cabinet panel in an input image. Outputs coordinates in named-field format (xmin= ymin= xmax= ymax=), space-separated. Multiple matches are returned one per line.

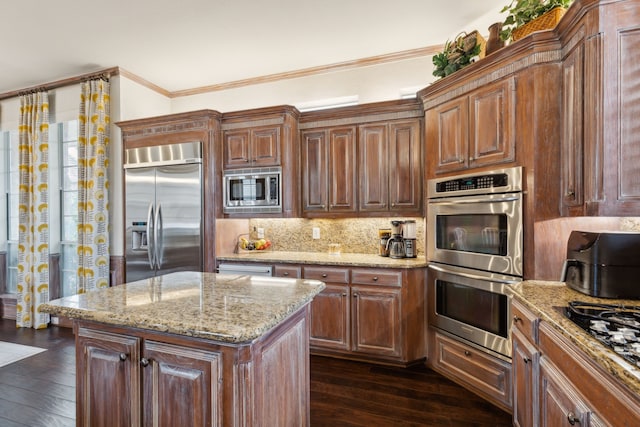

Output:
xmin=429 ymin=330 xmax=512 ymax=412
xmin=76 ymin=327 xmax=142 ymax=427
xmin=142 ymin=341 xmax=222 ymax=427
xmin=425 ymin=77 xmax=516 ymax=176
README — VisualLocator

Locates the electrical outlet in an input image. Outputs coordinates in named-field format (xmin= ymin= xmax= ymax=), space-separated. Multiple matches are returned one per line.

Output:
xmin=257 ymin=228 xmax=265 ymax=239
xmin=312 ymin=227 xmax=321 ymax=239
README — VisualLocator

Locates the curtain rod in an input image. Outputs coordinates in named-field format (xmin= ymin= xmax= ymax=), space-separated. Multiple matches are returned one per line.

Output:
xmin=0 ymin=66 xmax=120 ymax=101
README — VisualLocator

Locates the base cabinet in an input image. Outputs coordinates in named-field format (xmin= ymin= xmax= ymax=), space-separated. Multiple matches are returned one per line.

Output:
xmin=74 ymin=305 xmax=311 ymax=427
xmin=286 ymin=265 xmax=424 ymax=365
xmin=511 ymin=300 xmax=640 ymax=427
xmin=428 ymin=330 xmax=512 ymax=412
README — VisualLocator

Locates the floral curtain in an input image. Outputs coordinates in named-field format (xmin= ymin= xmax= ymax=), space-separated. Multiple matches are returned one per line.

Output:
xmin=77 ymin=79 xmax=110 ymax=293
xmin=16 ymin=92 xmax=50 ymax=329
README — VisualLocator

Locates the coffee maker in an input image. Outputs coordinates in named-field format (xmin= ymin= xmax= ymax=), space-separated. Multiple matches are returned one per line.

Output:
xmin=386 ymin=220 xmax=406 ymax=259
xmin=403 ymin=220 xmax=417 ymax=258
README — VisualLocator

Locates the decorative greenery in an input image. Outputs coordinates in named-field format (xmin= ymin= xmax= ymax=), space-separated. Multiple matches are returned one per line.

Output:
xmin=432 ymin=34 xmax=482 ymax=79
xmin=499 ymin=0 xmax=573 ymax=41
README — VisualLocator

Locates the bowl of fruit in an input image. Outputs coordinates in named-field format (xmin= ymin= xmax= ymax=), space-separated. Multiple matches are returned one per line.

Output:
xmin=238 ymin=236 xmax=272 ymax=252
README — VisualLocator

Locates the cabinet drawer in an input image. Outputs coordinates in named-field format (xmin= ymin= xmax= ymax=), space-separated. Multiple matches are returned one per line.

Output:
xmin=304 ymin=267 xmax=349 ymax=283
xmin=512 ymin=299 xmax=539 ymax=344
xmin=433 ymin=331 xmax=512 ymax=410
xmin=273 ymin=265 xmax=301 ymax=278
xmin=351 ymin=269 xmax=402 ymax=287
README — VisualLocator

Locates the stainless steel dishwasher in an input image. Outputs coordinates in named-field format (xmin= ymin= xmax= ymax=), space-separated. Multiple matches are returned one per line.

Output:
xmin=218 ymin=263 xmax=273 ymax=277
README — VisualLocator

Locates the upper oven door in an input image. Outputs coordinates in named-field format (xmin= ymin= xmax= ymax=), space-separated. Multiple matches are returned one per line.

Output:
xmin=427 ymin=191 xmax=523 ymax=276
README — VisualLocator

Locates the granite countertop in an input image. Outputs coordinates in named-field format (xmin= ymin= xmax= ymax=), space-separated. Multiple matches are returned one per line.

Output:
xmin=216 ymin=250 xmax=428 ymax=268
xmin=41 ymin=271 xmax=325 ymax=344
xmin=512 ymin=281 xmax=640 ymax=395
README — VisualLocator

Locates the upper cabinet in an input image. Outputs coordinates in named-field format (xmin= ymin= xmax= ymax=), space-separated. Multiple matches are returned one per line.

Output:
xmin=559 ymin=0 xmax=640 ymax=216
xmin=300 ymin=100 xmax=423 ymax=218
xmin=220 ymin=106 xmax=300 ymax=217
xmin=425 ymin=77 xmax=516 ymax=175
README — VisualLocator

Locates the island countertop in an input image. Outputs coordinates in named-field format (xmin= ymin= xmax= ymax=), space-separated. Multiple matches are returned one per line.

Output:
xmin=217 ymin=250 xmax=428 ymax=268
xmin=41 ymin=271 xmax=325 ymax=344
xmin=512 ymin=281 xmax=640 ymax=395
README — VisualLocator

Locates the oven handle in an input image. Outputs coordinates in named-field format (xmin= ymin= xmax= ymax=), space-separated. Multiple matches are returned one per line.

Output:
xmin=428 ymin=263 xmax=521 ymax=285
xmin=428 ymin=196 xmax=520 ymax=205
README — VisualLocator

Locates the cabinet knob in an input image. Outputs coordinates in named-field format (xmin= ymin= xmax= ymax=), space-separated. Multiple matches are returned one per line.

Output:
xmin=321 ymin=273 xmax=327 ymax=278
xmin=119 ymin=353 xmax=127 ymax=361
xmin=567 ymin=412 xmax=579 ymax=425
xmin=469 ymin=156 xmax=474 ymax=161
xmin=283 ymin=272 xmax=289 ymax=276
xmin=513 ymin=316 xmax=522 ymax=323
xmin=353 ymin=293 xmax=358 ymax=298
xmin=566 ymin=189 xmax=575 ymax=197
xmin=464 ymin=350 xmax=471 ymax=357
xmin=342 ymin=293 xmax=347 ymax=297
xmin=372 ymin=276 xmax=378 ymax=281
xmin=140 ymin=358 xmax=150 ymax=367
xmin=523 ymin=357 xmax=531 ymax=364
xmin=458 ymin=158 xmax=464 ymax=163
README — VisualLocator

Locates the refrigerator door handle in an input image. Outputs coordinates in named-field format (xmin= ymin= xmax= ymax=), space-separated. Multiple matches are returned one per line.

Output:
xmin=147 ymin=203 xmax=155 ymax=270
xmin=155 ymin=203 xmax=164 ymax=270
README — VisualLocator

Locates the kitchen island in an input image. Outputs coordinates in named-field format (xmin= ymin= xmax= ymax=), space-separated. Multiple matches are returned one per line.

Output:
xmin=41 ymin=271 xmax=325 ymax=427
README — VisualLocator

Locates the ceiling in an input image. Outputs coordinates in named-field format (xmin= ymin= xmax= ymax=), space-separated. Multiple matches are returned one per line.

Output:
xmin=0 ymin=0 xmax=507 ymax=96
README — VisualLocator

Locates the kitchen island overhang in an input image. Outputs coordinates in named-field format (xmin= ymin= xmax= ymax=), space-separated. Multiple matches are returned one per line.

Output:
xmin=41 ymin=271 xmax=325 ymax=427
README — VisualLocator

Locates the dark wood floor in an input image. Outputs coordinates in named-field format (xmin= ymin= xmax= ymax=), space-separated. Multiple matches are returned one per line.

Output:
xmin=0 ymin=320 xmax=512 ymax=426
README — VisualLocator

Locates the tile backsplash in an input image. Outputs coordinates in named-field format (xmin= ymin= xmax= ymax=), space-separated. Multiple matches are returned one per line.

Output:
xmin=216 ymin=217 xmax=425 ymax=256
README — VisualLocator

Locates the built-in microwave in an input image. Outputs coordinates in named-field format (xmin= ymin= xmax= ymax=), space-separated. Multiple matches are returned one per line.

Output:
xmin=223 ymin=167 xmax=282 ymax=214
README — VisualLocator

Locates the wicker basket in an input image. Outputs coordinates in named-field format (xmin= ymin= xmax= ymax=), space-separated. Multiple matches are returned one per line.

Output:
xmin=447 ymin=31 xmax=487 ymax=62
xmin=512 ymin=7 xmax=567 ymax=41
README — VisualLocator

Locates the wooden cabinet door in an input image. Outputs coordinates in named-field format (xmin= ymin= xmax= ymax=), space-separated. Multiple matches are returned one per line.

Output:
xmin=351 ymin=285 xmax=401 ymax=358
xmin=301 ymin=130 xmax=329 ymax=213
xmin=328 ymin=127 xmax=357 ymax=213
xmin=426 ymin=96 xmax=469 ymax=175
xmin=468 ymin=76 xmax=516 ymax=169
xmin=142 ymin=341 xmax=223 ymax=427
xmin=561 ymin=40 xmax=585 ymax=214
xmin=308 ymin=284 xmax=351 ymax=351
xmin=223 ymin=129 xmax=251 ymax=168
xmin=539 ymin=358 xmax=594 ymax=427
xmin=512 ymin=329 xmax=539 ymax=427
xmin=251 ymin=126 xmax=280 ymax=167
xmin=388 ymin=119 xmax=422 ymax=213
xmin=358 ymin=124 xmax=389 ymax=211
xmin=76 ymin=327 xmax=141 ymax=427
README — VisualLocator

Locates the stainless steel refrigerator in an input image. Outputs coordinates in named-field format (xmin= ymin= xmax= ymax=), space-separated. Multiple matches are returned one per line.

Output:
xmin=124 ymin=141 xmax=203 ymax=282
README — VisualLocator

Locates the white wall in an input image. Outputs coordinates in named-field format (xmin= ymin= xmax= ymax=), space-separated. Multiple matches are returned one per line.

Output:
xmin=170 ymin=56 xmax=435 ymax=113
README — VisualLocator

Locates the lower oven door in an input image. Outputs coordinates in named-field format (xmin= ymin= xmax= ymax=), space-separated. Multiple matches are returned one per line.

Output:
xmin=427 ymin=263 xmax=519 ymax=359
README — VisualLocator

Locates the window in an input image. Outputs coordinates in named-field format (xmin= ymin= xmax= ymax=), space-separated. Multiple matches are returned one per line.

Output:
xmin=59 ymin=120 xmax=79 ymax=297
xmin=2 ymin=120 xmax=79 ymax=297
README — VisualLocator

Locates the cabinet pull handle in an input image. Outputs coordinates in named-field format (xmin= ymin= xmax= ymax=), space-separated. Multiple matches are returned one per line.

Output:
xmin=464 ymin=350 xmax=471 ymax=356
xmin=119 ymin=353 xmax=127 ymax=361
xmin=523 ymin=357 xmax=531 ymax=364
xmin=513 ymin=316 xmax=522 ymax=323
xmin=567 ymin=412 xmax=579 ymax=425
xmin=140 ymin=358 xmax=150 ymax=367
xmin=372 ymin=276 xmax=378 ymax=281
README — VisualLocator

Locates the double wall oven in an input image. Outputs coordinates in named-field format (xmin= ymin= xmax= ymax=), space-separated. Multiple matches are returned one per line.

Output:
xmin=427 ymin=166 xmax=523 ymax=359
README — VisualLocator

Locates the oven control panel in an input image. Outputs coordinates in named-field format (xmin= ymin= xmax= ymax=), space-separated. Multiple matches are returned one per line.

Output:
xmin=427 ymin=166 xmax=523 ymax=198
xmin=435 ymin=173 xmax=508 ymax=193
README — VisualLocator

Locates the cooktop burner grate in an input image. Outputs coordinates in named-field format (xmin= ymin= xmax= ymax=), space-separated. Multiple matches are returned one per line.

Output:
xmin=565 ymin=301 xmax=640 ymax=367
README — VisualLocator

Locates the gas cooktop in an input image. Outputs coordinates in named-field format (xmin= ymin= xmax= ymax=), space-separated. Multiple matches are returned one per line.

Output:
xmin=565 ymin=301 xmax=640 ymax=367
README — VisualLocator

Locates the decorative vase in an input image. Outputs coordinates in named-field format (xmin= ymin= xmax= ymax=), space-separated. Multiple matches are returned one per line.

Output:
xmin=486 ymin=22 xmax=505 ymax=55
